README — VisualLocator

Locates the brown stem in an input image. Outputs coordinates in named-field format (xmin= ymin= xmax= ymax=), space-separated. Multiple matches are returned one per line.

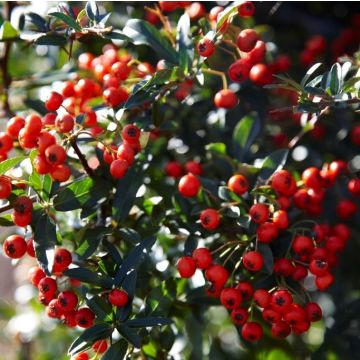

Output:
xmin=0 ymin=2 xmax=16 ymax=117
xmin=70 ymin=139 xmax=95 ymax=178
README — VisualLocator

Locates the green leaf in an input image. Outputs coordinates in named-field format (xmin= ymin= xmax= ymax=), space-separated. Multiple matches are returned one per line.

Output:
xmin=85 ymin=1 xmax=99 ymax=22
xmin=258 ymin=243 xmax=273 ymax=275
xmin=33 ymin=212 xmax=57 ymax=275
xmin=49 ymin=12 xmax=82 ymax=32
xmin=123 ymin=19 xmax=178 ymax=64
xmin=24 ymin=99 xmax=48 ymax=115
xmin=216 ymin=1 xmax=243 ymax=31
xmin=53 ymin=177 xmax=110 ymax=211
xmin=176 ymin=13 xmax=194 ymax=75
xmin=300 ymin=62 xmax=322 ymax=87
xmin=218 ymin=186 xmax=241 ymax=202
xmin=143 ymin=196 xmax=163 ymax=216
xmin=64 ymin=267 xmax=113 ymax=289
xmin=0 ymin=21 xmax=19 ymax=40
xmin=126 ymin=317 xmax=172 ymax=328
xmin=116 ymin=324 xmax=142 ymax=348
xmin=112 ymin=166 xmax=143 ymax=221
xmin=117 ymin=228 xmax=141 ymax=244
xmin=85 ymin=295 xmax=113 ymax=322
xmin=68 ymin=323 xmax=113 ymax=355
xmin=273 ymin=74 xmax=303 ymax=92
xmin=42 ymin=174 xmax=53 ymax=201
xmin=205 ymin=142 xmax=227 ymax=155
xmin=27 ymin=13 xmax=48 ymax=31
xmin=102 ymin=339 xmax=128 ymax=360
xmin=0 ymin=156 xmax=26 ymax=175
xmin=0 ymin=214 xmax=14 ymax=227
xmin=232 ymin=112 xmax=261 ymax=161
xmin=258 ymin=149 xmax=289 ymax=180
xmin=35 ymin=34 xmax=67 ymax=46
xmin=113 ymin=236 xmax=156 ymax=286
xmin=104 ymin=31 xmax=129 ymax=41
xmin=328 ymin=63 xmax=341 ymax=95
xmin=304 ymin=86 xmax=328 ymax=97
xmin=76 ymin=227 xmax=112 ymax=259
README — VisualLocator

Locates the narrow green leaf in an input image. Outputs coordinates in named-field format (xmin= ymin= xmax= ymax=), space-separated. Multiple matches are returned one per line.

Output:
xmin=116 ymin=324 xmax=142 ymax=348
xmin=0 ymin=156 xmax=26 ymax=175
xmin=258 ymin=243 xmax=273 ymax=274
xmin=126 ymin=317 xmax=172 ymax=328
xmin=76 ymin=227 xmax=112 ymax=259
xmin=216 ymin=1 xmax=243 ymax=31
xmin=0 ymin=214 xmax=14 ymax=227
xmin=258 ymin=149 xmax=289 ymax=180
xmin=300 ymin=62 xmax=322 ymax=87
xmin=176 ymin=13 xmax=194 ymax=74
xmin=64 ymin=267 xmax=113 ymax=289
xmin=329 ymin=63 xmax=341 ymax=95
xmin=68 ymin=323 xmax=113 ymax=355
xmin=49 ymin=12 xmax=82 ymax=32
xmin=205 ymin=142 xmax=227 ymax=155
xmin=85 ymin=1 xmax=99 ymax=22
xmin=85 ymin=295 xmax=113 ymax=322
xmin=0 ymin=21 xmax=19 ymax=40
xmin=232 ymin=112 xmax=261 ymax=161
xmin=113 ymin=236 xmax=156 ymax=286
xmin=123 ymin=19 xmax=178 ymax=64
xmin=35 ymin=34 xmax=67 ymax=46
xmin=33 ymin=212 xmax=57 ymax=275
xmin=102 ymin=339 xmax=128 ymax=360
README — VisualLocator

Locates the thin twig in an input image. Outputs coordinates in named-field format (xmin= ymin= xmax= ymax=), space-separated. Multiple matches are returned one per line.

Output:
xmin=70 ymin=139 xmax=95 ymax=178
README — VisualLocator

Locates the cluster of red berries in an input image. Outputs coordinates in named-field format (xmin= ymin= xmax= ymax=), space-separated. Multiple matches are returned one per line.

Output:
xmin=71 ymin=339 xmax=108 ymax=360
xmin=176 ymin=159 xmax=358 ymax=341
xmin=100 ymin=123 xmax=142 ymax=179
xmin=165 ymin=160 xmax=203 ymax=178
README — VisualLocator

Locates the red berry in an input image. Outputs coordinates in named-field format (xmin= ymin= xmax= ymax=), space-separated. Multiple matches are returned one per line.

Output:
xmin=12 ymin=211 xmax=32 ymax=227
xmin=165 ymin=161 xmax=183 ymax=178
xmin=117 ymin=143 xmax=135 ymax=165
xmin=103 ymin=87 xmax=129 ymax=107
xmin=253 ymin=289 xmax=270 ymax=308
xmin=228 ymin=59 xmax=251 ymax=83
xmin=121 ymin=124 xmax=140 ymax=144
xmin=38 ymin=276 xmax=57 ymax=296
xmin=220 ymin=288 xmax=242 ymax=309
xmin=257 ymin=222 xmax=279 ymax=243
xmin=197 ymin=38 xmax=215 ymax=57
xmin=192 ymin=247 xmax=212 ymax=269
xmin=270 ymin=289 xmax=293 ymax=313
xmin=3 ymin=235 xmax=27 ymax=259
xmin=42 ymin=113 xmax=57 ymax=126
xmin=309 ymin=259 xmax=329 ymax=276
xmin=25 ymin=114 xmax=43 ymax=135
xmin=273 ymin=210 xmax=289 ymax=229
xmin=292 ymin=265 xmax=308 ymax=281
xmin=237 ymin=1 xmax=255 ymax=18
xmin=249 ymin=64 xmax=273 ymax=85
xmin=186 ymin=2 xmax=206 ymax=19
xmin=245 ymin=40 xmax=266 ymax=64
xmin=110 ymin=159 xmax=129 ymax=179
xmin=37 ymin=131 xmax=56 ymax=154
xmin=64 ymin=310 xmax=77 ymax=328
xmin=328 ymin=160 xmax=348 ymax=180
xmin=53 ymin=248 xmax=72 ymax=273
xmin=13 ymin=195 xmax=33 ymax=214
xmin=271 ymin=170 xmax=297 ymax=196
xmin=292 ymin=320 xmax=310 ymax=335
xmin=72 ymin=353 xmax=89 ymax=360
xmin=26 ymin=238 xmax=36 ymax=257
xmin=333 ymin=223 xmax=351 ymax=242
xmin=227 ymin=174 xmax=248 ymax=195
xmin=305 ymin=302 xmax=322 ymax=322
xmin=184 ymin=161 xmax=203 ymax=176
xmin=45 ymin=144 xmax=66 ymax=166
xmin=237 ymin=29 xmax=259 ymax=52
xmin=348 ymin=178 xmax=360 ymax=196
xmin=46 ymin=299 xmax=63 ymax=318
xmin=58 ymin=291 xmax=78 ymax=312
xmin=231 ymin=307 xmax=249 ymax=326
xmin=351 ymin=124 xmax=360 ymax=145
xmin=108 ymin=289 xmax=129 ymax=307
xmin=273 ymin=258 xmax=294 ymax=277
xmin=283 ymin=304 xmax=307 ymax=325
xmin=262 ymin=308 xmax=281 ymax=323
xmin=75 ymin=308 xmax=95 ymax=328
xmin=336 ymin=199 xmax=357 ymax=220
xmin=45 ymin=91 xmax=63 ymax=111
xmin=6 ymin=116 xmax=25 ymax=138
xmin=249 ymin=203 xmax=269 ymax=223
xmin=178 ymin=173 xmax=201 ymax=197
xmin=111 ymin=61 xmax=131 ymax=80
xmin=241 ymin=322 xmax=263 ymax=342
xmin=55 ymin=113 xmax=74 ymax=133
xmin=243 ymin=251 xmax=264 ymax=272
xmin=209 ymin=6 xmax=223 ymax=21
xmin=51 ymin=164 xmax=71 ymax=182
xmin=292 ymin=235 xmax=314 ymax=256
xmin=0 ymin=132 xmax=13 ymax=153
xmin=302 ymin=167 xmax=324 ymax=190
xmin=315 ymin=272 xmax=334 ymax=291
xmin=235 ymin=281 xmax=254 ymax=302
xmin=0 ymin=176 xmax=12 ymax=199
xmin=214 ymin=89 xmax=238 ymax=109
xmin=205 ymin=264 xmax=229 ymax=287
xmin=271 ymin=321 xmax=291 ymax=338
xmin=28 ymin=266 xmax=45 ymax=287
xmin=177 ymin=256 xmax=196 ymax=278
xmin=200 ymin=208 xmax=220 ymax=230
xmin=92 ymin=340 xmax=108 ymax=354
